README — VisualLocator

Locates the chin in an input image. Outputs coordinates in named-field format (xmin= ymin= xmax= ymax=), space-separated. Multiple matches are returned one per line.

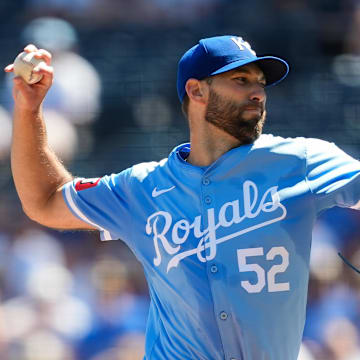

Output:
xmin=233 ymin=111 xmax=266 ymax=144
xmin=241 ymin=111 xmax=262 ymax=122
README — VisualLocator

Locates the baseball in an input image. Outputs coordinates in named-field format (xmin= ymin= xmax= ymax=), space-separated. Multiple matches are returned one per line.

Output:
xmin=13 ymin=52 xmax=44 ymax=84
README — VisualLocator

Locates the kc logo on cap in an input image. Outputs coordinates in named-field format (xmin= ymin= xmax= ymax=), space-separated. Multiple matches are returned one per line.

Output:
xmin=230 ymin=37 xmax=256 ymax=56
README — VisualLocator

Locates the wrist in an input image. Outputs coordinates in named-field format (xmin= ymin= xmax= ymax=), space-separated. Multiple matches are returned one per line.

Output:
xmin=14 ymin=104 xmax=42 ymax=117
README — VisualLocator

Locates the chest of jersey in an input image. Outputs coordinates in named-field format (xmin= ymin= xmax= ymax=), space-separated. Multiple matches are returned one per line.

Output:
xmin=132 ymin=154 xmax=313 ymax=290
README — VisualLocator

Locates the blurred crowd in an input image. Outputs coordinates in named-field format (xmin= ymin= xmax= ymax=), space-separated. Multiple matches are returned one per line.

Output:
xmin=0 ymin=225 xmax=149 ymax=360
xmin=1 ymin=0 xmax=360 ymax=359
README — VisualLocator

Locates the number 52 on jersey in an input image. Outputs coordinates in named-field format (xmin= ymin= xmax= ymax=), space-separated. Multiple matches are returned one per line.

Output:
xmin=237 ymin=246 xmax=290 ymax=294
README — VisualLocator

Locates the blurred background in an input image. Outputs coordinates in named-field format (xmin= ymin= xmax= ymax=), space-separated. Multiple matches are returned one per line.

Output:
xmin=1 ymin=0 xmax=360 ymax=359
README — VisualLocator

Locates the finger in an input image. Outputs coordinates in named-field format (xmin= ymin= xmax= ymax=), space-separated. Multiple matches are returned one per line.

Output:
xmin=33 ymin=62 xmax=53 ymax=75
xmin=34 ymin=49 xmax=52 ymax=66
xmin=33 ymin=62 xmax=54 ymax=85
xmin=4 ymin=64 xmax=14 ymax=72
xmin=24 ymin=44 xmax=38 ymax=53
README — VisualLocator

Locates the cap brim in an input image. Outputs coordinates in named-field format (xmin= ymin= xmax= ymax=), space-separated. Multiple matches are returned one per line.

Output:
xmin=210 ymin=56 xmax=289 ymax=87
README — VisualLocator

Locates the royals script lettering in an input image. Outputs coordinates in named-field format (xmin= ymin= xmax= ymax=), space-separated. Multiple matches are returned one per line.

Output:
xmin=145 ymin=180 xmax=287 ymax=272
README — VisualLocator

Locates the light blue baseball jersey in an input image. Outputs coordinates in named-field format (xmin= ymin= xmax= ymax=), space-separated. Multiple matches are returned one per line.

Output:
xmin=63 ymin=134 xmax=360 ymax=360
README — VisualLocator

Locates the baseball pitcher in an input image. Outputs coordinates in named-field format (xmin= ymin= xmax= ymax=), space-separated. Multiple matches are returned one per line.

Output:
xmin=5 ymin=35 xmax=360 ymax=360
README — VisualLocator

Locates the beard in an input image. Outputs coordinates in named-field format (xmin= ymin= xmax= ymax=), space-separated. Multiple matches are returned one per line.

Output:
xmin=205 ymin=88 xmax=266 ymax=144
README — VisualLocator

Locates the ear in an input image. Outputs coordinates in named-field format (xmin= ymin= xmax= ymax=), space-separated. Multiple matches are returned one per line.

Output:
xmin=185 ymin=79 xmax=207 ymax=105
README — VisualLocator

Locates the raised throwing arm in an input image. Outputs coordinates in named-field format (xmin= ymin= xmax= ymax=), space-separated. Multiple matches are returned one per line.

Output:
xmin=5 ymin=44 xmax=95 ymax=230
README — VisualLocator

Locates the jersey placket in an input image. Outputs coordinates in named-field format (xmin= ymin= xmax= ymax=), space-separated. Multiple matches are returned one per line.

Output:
xmin=199 ymin=170 xmax=236 ymax=360
xmin=203 ymin=166 xmax=247 ymax=360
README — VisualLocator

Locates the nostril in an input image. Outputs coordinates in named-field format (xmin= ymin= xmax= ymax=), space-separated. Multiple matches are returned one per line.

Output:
xmin=250 ymin=96 xmax=261 ymax=103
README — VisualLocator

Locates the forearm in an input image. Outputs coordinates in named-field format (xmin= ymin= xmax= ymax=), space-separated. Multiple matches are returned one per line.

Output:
xmin=11 ymin=105 xmax=72 ymax=217
xmin=4 ymin=45 xmax=94 ymax=230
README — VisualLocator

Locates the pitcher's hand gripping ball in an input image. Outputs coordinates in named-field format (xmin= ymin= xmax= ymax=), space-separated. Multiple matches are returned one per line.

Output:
xmin=13 ymin=51 xmax=45 ymax=84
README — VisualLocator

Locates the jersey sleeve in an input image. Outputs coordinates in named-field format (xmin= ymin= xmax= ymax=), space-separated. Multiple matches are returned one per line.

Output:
xmin=305 ymin=138 xmax=360 ymax=211
xmin=62 ymin=168 xmax=133 ymax=242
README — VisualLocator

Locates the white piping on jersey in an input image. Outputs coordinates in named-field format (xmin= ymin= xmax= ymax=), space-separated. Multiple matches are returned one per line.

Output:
xmin=64 ymin=183 xmax=112 ymax=240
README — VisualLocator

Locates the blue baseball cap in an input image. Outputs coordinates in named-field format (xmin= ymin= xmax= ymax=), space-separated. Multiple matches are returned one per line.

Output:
xmin=177 ymin=35 xmax=289 ymax=102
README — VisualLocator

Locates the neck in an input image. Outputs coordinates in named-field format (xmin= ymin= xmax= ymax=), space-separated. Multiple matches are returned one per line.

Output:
xmin=186 ymin=120 xmax=243 ymax=167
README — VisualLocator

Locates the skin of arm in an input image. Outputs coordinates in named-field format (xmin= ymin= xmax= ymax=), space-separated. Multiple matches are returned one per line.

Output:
xmin=5 ymin=44 xmax=95 ymax=230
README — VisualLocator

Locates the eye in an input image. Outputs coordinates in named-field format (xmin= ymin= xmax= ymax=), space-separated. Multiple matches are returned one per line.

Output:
xmin=234 ymin=77 xmax=247 ymax=84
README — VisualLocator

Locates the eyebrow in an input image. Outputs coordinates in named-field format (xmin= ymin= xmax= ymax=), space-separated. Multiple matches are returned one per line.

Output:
xmin=232 ymin=68 xmax=266 ymax=82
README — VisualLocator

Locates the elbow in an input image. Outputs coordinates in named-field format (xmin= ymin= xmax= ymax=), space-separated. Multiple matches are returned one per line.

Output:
xmin=21 ymin=203 xmax=46 ymax=226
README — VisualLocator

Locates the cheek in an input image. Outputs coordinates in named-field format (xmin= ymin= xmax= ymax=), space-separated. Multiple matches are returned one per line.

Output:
xmin=222 ymin=89 xmax=248 ymax=105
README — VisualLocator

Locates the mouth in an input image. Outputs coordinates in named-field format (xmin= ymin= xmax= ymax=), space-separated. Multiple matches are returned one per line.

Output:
xmin=243 ymin=107 xmax=262 ymax=113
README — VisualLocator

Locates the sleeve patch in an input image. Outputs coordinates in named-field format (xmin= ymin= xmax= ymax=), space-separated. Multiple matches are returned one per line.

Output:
xmin=75 ymin=178 xmax=101 ymax=191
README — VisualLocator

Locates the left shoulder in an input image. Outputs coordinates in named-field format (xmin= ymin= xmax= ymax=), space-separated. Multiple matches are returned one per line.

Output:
xmin=255 ymin=134 xmax=338 ymax=152
xmin=254 ymin=134 xmax=308 ymax=156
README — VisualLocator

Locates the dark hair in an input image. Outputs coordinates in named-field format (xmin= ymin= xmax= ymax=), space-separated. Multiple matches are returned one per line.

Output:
xmin=181 ymin=77 xmax=213 ymax=118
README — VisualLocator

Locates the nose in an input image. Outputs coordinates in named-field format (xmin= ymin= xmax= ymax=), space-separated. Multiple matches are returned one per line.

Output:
xmin=249 ymin=84 xmax=266 ymax=104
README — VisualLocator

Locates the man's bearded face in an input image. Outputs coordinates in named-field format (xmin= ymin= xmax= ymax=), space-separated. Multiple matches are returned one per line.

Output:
xmin=205 ymin=87 xmax=266 ymax=144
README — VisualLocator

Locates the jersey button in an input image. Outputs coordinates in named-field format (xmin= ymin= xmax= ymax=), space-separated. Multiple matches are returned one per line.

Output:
xmin=205 ymin=196 xmax=212 ymax=204
xmin=202 ymin=178 xmax=210 ymax=185
xmin=220 ymin=311 xmax=228 ymax=320
xmin=210 ymin=265 xmax=218 ymax=273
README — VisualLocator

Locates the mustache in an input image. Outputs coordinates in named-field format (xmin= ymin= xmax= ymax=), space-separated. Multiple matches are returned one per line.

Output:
xmin=240 ymin=101 xmax=264 ymax=112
